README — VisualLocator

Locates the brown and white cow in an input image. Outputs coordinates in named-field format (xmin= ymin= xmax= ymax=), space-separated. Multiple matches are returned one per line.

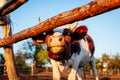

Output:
xmin=32 ymin=22 xmax=99 ymax=80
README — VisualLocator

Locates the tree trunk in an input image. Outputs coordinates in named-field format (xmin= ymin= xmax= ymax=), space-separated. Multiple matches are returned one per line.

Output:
xmin=0 ymin=0 xmax=120 ymax=47
xmin=0 ymin=0 xmax=28 ymax=17
xmin=0 ymin=0 xmax=20 ymax=80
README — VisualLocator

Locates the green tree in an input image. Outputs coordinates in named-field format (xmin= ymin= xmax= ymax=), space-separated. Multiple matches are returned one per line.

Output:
xmin=33 ymin=43 xmax=49 ymax=67
xmin=15 ymin=51 xmax=26 ymax=67
xmin=108 ymin=53 xmax=120 ymax=68
xmin=19 ymin=39 xmax=49 ymax=67
xmin=95 ymin=58 xmax=103 ymax=70
xmin=101 ymin=53 xmax=110 ymax=68
xmin=101 ymin=53 xmax=110 ymax=63
xmin=35 ymin=50 xmax=48 ymax=67
xmin=21 ymin=40 xmax=35 ymax=59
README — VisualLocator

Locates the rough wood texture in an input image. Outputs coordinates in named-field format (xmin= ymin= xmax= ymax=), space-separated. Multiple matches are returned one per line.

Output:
xmin=0 ymin=18 xmax=5 ymax=25
xmin=2 ymin=17 xmax=20 ymax=80
xmin=0 ymin=0 xmax=28 ymax=17
xmin=0 ymin=15 xmax=10 ymax=25
xmin=0 ymin=0 xmax=120 ymax=47
xmin=0 ymin=0 xmax=20 ymax=80
xmin=2 ymin=16 xmax=20 ymax=80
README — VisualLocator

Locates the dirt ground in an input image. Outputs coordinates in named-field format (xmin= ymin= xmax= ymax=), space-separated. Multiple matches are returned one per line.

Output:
xmin=0 ymin=72 xmax=120 ymax=80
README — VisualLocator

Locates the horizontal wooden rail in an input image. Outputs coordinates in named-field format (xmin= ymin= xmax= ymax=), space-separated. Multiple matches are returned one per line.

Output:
xmin=0 ymin=0 xmax=120 ymax=47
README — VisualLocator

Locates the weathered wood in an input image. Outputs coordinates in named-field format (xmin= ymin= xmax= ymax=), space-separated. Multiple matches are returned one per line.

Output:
xmin=0 ymin=0 xmax=16 ymax=13
xmin=0 ymin=15 xmax=10 ymax=25
xmin=0 ymin=0 xmax=28 ymax=24
xmin=0 ymin=0 xmax=28 ymax=17
xmin=0 ymin=0 xmax=20 ymax=80
xmin=2 ymin=16 xmax=20 ymax=80
xmin=0 ymin=0 xmax=7 ymax=25
xmin=0 ymin=17 xmax=5 ymax=25
xmin=0 ymin=0 xmax=120 ymax=47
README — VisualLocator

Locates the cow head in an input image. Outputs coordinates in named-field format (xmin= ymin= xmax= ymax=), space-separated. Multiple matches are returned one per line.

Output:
xmin=32 ymin=22 xmax=88 ymax=61
xmin=46 ymin=32 xmax=67 ymax=54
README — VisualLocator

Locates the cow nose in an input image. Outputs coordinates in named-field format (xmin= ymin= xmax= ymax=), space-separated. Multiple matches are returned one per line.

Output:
xmin=47 ymin=36 xmax=65 ymax=48
xmin=49 ymin=37 xmax=63 ymax=43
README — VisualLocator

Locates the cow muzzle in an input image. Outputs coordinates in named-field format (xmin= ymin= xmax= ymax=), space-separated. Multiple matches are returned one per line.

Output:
xmin=46 ymin=34 xmax=66 ymax=54
xmin=49 ymin=46 xmax=65 ymax=54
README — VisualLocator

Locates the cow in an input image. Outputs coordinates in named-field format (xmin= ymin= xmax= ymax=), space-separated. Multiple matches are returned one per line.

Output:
xmin=32 ymin=22 xmax=99 ymax=80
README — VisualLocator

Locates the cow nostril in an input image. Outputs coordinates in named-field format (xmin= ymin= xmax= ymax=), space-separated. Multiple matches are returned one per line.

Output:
xmin=50 ymin=38 xmax=52 ymax=42
xmin=59 ymin=38 xmax=63 ymax=41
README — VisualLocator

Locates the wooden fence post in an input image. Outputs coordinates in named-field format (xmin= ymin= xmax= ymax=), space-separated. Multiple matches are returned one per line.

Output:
xmin=2 ymin=16 xmax=20 ymax=80
xmin=0 ymin=0 xmax=19 ymax=80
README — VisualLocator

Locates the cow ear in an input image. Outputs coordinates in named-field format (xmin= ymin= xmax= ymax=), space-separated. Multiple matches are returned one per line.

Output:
xmin=72 ymin=25 xmax=88 ymax=41
xmin=32 ymin=33 xmax=46 ymax=44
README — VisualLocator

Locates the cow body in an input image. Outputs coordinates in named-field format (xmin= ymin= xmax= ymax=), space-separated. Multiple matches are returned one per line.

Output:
xmin=32 ymin=23 xmax=99 ymax=80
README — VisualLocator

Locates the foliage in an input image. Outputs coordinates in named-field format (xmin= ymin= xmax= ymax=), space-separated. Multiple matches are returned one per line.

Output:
xmin=35 ymin=50 xmax=49 ymax=67
xmin=20 ymin=40 xmax=35 ymax=59
xmin=108 ymin=53 xmax=120 ymax=68
xmin=16 ymin=39 xmax=120 ymax=69
xmin=17 ymin=39 xmax=49 ymax=67
xmin=86 ymin=53 xmax=120 ymax=70
xmin=98 ymin=53 xmax=120 ymax=69
xmin=101 ymin=53 xmax=110 ymax=63
xmin=95 ymin=58 xmax=103 ymax=69
xmin=15 ymin=51 xmax=26 ymax=67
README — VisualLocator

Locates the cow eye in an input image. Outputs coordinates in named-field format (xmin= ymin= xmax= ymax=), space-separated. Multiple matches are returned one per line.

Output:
xmin=59 ymin=38 xmax=63 ymax=41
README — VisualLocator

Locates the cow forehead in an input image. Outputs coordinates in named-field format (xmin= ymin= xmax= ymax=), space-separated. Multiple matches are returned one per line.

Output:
xmin=51 ymin=28 xmax=68 ymax=36
xmin=54 ymin=28 xmax=65 ymax=34
xmin=47 ymin=32 xmax=62 ymax=38
xmin=53 ymin=32 xmax=62 ymax=36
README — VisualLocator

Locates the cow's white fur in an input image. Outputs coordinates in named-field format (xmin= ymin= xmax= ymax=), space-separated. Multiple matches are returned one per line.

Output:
xmin=50 ymin=38 xmax=99 ymax=80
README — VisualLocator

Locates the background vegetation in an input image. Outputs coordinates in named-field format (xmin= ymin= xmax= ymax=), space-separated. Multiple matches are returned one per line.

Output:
xmin=0 ymin=39 xmax=120 ymax=71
